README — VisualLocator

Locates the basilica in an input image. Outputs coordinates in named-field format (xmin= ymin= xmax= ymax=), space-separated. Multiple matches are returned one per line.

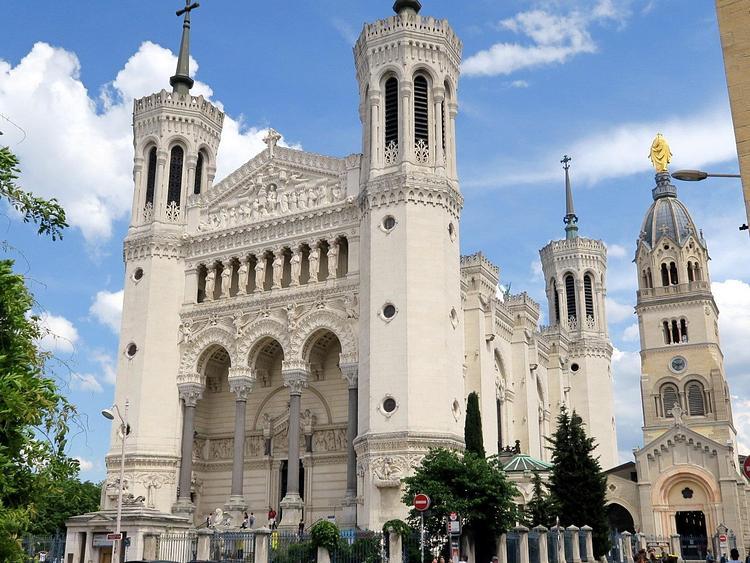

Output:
xmin=66 ymin=1 xmax=648 ymax=560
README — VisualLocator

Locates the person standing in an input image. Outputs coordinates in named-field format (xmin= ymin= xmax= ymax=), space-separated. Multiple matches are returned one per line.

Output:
xmin=730 ymin=548 xmax=741 ymax=563
xmin=706 ymin=548 xmax=715 ymax=563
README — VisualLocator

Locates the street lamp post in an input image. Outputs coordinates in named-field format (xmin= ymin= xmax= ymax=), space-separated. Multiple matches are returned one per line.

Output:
xmin=671 ymin=169 xmax=748 ymax=231
xmin=101 ymin=399 xmax=130 ymax=563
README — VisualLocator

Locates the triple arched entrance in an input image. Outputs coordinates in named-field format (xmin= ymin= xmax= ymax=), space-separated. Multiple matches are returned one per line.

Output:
xmin=176 ymin=313 xmax=359 ymax=527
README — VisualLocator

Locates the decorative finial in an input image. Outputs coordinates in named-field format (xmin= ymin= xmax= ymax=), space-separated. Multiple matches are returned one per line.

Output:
xmin=561 ymin=155 xmax=578 ymax=240
xmin=170 ymin=1 xmax=200 ymax=96
xmin=393 ymin=0 xmax=422 ymax=15
xmin=649 ymin=133 xmax=672 ymax=173
xmin=263 ymin=128 xmax=282 ymax=158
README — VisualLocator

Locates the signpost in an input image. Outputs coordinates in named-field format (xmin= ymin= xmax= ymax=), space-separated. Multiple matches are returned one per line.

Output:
xmin=414 ymin=494 xmax=431 ymax=563
xmin=447 ymin=512 xmax=461 ymax=563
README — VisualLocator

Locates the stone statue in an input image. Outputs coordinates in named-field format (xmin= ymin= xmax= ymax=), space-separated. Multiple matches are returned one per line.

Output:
xmin=307 ymin=186 xmax=318 ymax=208
xmin=308 ymin=246 xmax=320 ymax=282
xmin=179 ymin=319 xmax=193 ymax=343
xmin=272 ymin=253 xmax=284 ymax=288
xmin=237 ymin=260 xmax=249 ymax=294
xmin=327 ymin=243 xmax=339 ymax=279
xmin=649 ymin=133 xmax=672 ymax=173
xmin=331 ymin=184 xmax=343 ymax=201
xmin=288 ymin=190 xmax=298 ymax=211
xmin=220 ymin=264 xmax=232 ymax=298
xmin=254 ymin=260 xmax=266 ymax=292
xmin=290 ymin=251 xmax=302 ymax=286
xmin=669 ymin=403 xmax=684 ymax=425
xmin=205 ymin=268 xmax=216 ymax=301
xmin=279 ymin=191 xmax=289 ymax=213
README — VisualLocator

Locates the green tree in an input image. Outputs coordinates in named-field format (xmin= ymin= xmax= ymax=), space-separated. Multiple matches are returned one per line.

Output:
xmin=547 ymin=407 xmax=610 ymax=557
xmin=523 ymin=471 xmax=555 ymax=528
xmin=28 ymin=479 xmax=101 ymax=535
xmin=464 ymin=392 xmax=485 ymax=458
xmin=402 ymin=449 xmax=519 ymax=563
xmin=0 ymin=146 xmax=77 ymax=561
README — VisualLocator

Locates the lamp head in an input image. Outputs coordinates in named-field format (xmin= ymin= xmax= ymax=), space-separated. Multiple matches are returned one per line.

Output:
xmin=671 ymin=169 xmax=708 ymax=182
xmin=101 ymin=408 xmax=115 ymax=420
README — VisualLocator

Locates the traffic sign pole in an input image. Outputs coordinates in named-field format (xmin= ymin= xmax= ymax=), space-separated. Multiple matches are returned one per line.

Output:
xmin=421 ymin=512 xmax=425 ymax=563
xmin=413 ymin=494 xmax=430 ymax=563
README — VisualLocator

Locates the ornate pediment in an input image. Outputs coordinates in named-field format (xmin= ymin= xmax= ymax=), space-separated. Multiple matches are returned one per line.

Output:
xmin=191 ymin=142 xmax=357 ymax=234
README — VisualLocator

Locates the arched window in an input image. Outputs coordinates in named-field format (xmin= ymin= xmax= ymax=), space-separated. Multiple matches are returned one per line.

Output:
xmin=680 ymin=319 xmax=688 ymax=342
xmin=671 ymin=320 xmax=680 ymax=344
xmin=687 ymin=261 xmax=694 ymax=282
xmin=669 ymin=261 xmax=678 ymax=285
xmin=552 ymin=279 xmax=560 ymax=324
xmin=661 ymin=263 xmax=669 ymax=286
xmin=197 ymin=264 xmax=207 ymax=303
xmin=167 ymin=145 xmax=184 ymax=205
xmin=194 ymin=150 xmax=204 ymax=195
xmin=647 ymin=268 xmax=653 ymax=288
xmin=145 ymin=146 xmax=157 ymax=206
xmin=384 ymin=77 xmax=399 ymax=149
xmin=565 ymin=274 xmax=577 ymax=321
xmin=687 ymin=382 xmax=705 ymax=416
xmin=413 ymin=74 xmax=429 ymax=162
xmin=584 ymin=274 xmax=595 ymax=320
xmin=642 ymin=270 xmax=648 ymax=289
xmin=663 ymin=321 xmax=671 ymax=344
xmin=661 ymin=384 xmax=679 ymax=417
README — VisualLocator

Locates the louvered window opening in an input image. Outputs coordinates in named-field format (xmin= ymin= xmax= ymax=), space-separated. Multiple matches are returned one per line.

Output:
xmin=669 ymin=262 xmax=679 ymax=285
xmin=553 ymin=280 xmax=561 ymax=323
xmin=413 ymin=75 xmax=429 ymax=144
xmin=145 ymin=147 xmax=157 ymax=205
xmin=194 ymin=151 xmax=204 ymax=195
xmin=584 ymin=274 xmax=595 ymax=319
xmin=167 ymin=146 xmax=184 ymax=205
xmin=687 ymin=383 xmax=705 ymax=416
xmin=441 ymin=99 xmax=446 ymax=151
xmin=680 ymin=319 xmax=688 ymax=342
xmin=661 ymin=263 xmax=669 ymax=286
xmin=663 ymin=321 xmax=671 ymax=344
xmin=384 ymin=77 xmax=399 ymax=145
xmin=565 ymin=274 xmax=577 ymax=320
xmin=662 ymin=385 xmax=679 ymax=417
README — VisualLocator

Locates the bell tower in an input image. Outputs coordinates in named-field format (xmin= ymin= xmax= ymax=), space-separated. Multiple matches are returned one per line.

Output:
xmin=539 ymin=156 xmax=618 ymax=469
xmin=354 ymin=0 xmax=465 ymax=528
xmin=107 ymin=1 xmax=224 ymax=516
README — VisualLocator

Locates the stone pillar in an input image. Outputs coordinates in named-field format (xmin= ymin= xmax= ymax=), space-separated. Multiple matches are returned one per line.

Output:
xmin=174 ymin=379 xmax=202 ymax=514
xmin=341 ymin=362 xmax=358 ymax=526
xmin=184 ymin=267 xmax=199 ymax=305
xmin=155 ymin=149 xmax=168 ymax=217
xmin=497 ymin=533 xmax=507 ymax=563
xmin=568 ymin=526 xmax=581 ymax=563
xmin=535 ymin=526 xmax=549 ymax=563
xmin=254 ymin=528 xmax=271 ymax=563
xmin=433 ymin=87 xmax=445 ymax=169
xmin=143 ymin=534 xmax=158 ymax=561
xmin=369 ymin=92 xmax=380 ymax=168
xmin=583 ymin=526 xmax=595 ymax=562
xmin=401 ymin=82 xmax=413 ymax=162
xmin=669 ymin=534 xmax=682 ymax=562
xmin=317 ymin=546 xmax=332 ymax=563
xmin=132 ymin=156 xmax=144 ymax=221
xmin=196 ymin=529 xmax=213 ymax=560
xmin=388 ymin=527 xmax=403 ymax=563
xmin=448 ymin=102 xmax=458 ymax=177
xmin=226 ymin=368 xmax=255 ymax=518
xmin=622 ymin=531 xmax=633 ymax=563
xmin=516 ymin=525 xmax=530 ymax=563
xmin=280 ymin=364 xmax=308 ymax=527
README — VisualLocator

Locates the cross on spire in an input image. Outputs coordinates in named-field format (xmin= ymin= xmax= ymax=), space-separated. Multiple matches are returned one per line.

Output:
xmin=561 ymin=155 xmax=579 ymax=240
xmin=170 ymin=1 xmax=200 ymax=96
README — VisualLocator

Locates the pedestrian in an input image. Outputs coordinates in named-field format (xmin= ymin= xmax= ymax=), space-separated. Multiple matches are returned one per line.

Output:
xmin=438 ymin=556 xmax=446 ymax=563
xmin=241 ymin=511 xmax=249 ymax=529
xmin=744 ymin=548 xmax=750 ymax=563
xmin=707 ymin=548 xmax=715 ymax=563
xmin=492 ymin=556 xmax=499 ymax=563
xmin=730 ymin=549 xmax=741 ymax=563
xmin=637 ymin=549 xmax=648 ymax=563
xmin=248 ymin=512 xmax=256 ymax=528
xmin=268 ymin=505 xmax=277 ymax=529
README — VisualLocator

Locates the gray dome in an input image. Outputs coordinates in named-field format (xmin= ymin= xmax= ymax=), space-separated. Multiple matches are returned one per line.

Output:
xmin=640 ymin=173 xmax=703 ymax=249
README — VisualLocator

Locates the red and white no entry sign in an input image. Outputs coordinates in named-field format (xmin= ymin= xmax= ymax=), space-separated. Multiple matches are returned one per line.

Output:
xmin=414 ymin=493 xmax=431 ymax=511
xmin=449 ymin=512 xmax=458 ymax=521
xmin=719 ymin=534 xmax=728 ymax=543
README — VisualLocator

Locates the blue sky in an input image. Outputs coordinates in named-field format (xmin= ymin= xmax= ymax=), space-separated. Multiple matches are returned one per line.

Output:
xmin=2 ymin=0 xmax=748 ymax=480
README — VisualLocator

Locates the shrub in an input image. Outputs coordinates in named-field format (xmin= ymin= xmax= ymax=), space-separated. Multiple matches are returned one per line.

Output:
xmin=310 ymin=520 xmax=340 ymax=553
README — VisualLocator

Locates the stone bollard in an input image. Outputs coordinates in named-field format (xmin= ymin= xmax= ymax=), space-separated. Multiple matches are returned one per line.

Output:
xmin=498 ymin=533 xmax=508 ymax=563
xmin=535 ymin=526 xmax=550 ymax=563
xmin=516 ymin=525 xmax=530 ymax=563
xmin=254 ymin=527 xmax=271 ymax=563
xmin=317 ymin=546 xmax=331 ymax=563
xmin=568 ymin=526 xmax=581 ymax=563
xmin=551 ymin=526 xmax=567 ymax=563
xmin=622 ymin=532 xmax=633 ymax=563
xmin=670 ymin=534 xmax=682 ymax=562
xmin=388 ymin=527 xmax=403 ymax=563
xmin=581 ymin=526 xmax=594 ymax=563
xmin=196 ymin=528 xmax=213 ymax=561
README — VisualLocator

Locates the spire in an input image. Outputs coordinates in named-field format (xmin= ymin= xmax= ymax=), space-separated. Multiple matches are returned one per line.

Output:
xmin=170 ymin=1 xmax=200 ymax=96
xmin=393 ymin=0 xmax=422 ymax=15
xmin=562 ymin=155 xmax=579 ymax=240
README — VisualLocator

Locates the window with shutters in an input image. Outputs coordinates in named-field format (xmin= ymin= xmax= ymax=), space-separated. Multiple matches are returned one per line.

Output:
xmin=413 ymin=74 xmax=429 ymax=163
xmin=145 ymin=146 xmax=157 ymax=206
xmin=565 ymin=274 xmax=577 ymax=322
xmin=661 ymin=384 xmax=679 ymax=417
xmin=384 ymin=77 xmax=399 ymax=150
xmin=167 ymin=145 xmax=184 ymax=205
xmin=584 ymin=274 xmax=595 ymax=320
xmin=194 ymin=150 xmax=204 ymax=195
xmin=686 ymin=382 xmax=705 ymax=416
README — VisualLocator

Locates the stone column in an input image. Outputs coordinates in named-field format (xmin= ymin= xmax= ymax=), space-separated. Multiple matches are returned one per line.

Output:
xmin=388 ymin=527 xmax=403 ymax=563
xmin=341 ymin=362 xmax=358 ymax=527
xmin=254 ymin=528 xmax=271 ymax=563
xmin=132 ymin=156 xmax=144 ymax=221
xmin=401 ymin=83 xmax=413 ymax=163
xmin=516 ymin=525 xmax=530 ymax=563
xmin=669 ymin=534 xmax=682 ymax=562
xmin=196 ymin=529 xmax=213 ymax=560
xmin=535 ymin=526 xmax=549 ymax=563
xmin=226 ymin=368 xmax=255 ymax=518
xmin=583 ymin=526 xmax=595 ymax=562
xmin=568 ymin=526 xmax=581 ymax=563
xmin=143 ymin=534 xmax=158 ymax=561
xmin=184 ymin=267 xmax=199 ymax=305
xmin=433 ymin=87 xmax=445 ymax=169
xmin=155 ymin=149 xmax=168 ymax=218
xmin=448 ymin=102 xmax=458 ymax=177
xmin=369 ymin=91 xmax=381 ymax=168
xmin=497 ymin=533 xmax=508 ymax=563
xmin=279 ymin=363 xmax=308 ymax=527
xmin=174 ymin=378 xmax=202 ymax=514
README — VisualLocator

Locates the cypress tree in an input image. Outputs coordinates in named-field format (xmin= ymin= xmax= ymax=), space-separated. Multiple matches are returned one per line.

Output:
xmin=524 ymin=471 xmax=555 ymax=528
xmin=464 ymin=392 xmax=485 ymax=457
xmin=548 ymin=407 xmax=611 ymax=557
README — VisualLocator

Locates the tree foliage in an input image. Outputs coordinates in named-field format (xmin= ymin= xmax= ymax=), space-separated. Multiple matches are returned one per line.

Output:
xmin=523 ymin=471 xmax=555 ymax=528
xmin=0 ymin=147 xmax=67 ymax=240
xmin=464 ymin=392 xmax=485 ymax=458
xmin=28 ymin=479 xmax=101 ymax=535
xmin=547 ymin=407 xmax=610 ymax=557
xmin=402 ymin=449 xmax=519 ymax=563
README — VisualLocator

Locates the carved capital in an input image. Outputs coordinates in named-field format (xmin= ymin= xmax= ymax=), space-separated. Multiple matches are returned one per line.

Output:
xmin=340 ymin=363 xmax=359 ymax=388
xmin=282 ymin=362 xmax=309 ymax=395
xmin=228 ymin=367 xmax=256 ymax=400
xmin=178 ymin=383 xmax=203 ymax=407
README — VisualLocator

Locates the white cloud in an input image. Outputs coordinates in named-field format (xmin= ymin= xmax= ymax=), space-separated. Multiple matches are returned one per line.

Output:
xmin=37 ymin=312 xmax=79 ymax=353
xmin=71 ymin=372 xmax=103 ymax=393
xmin=530 ymin=258 xmax=543 ymax=281
xmin=89 ymin=290 xmax=123 ymax=333
xmin=91 ymin=351 xmax=117 ymax=385
xmin=622 ymin=322 xmax=640 ymax=342
xmin=510 ymin=80 xmax=529 ymax=89
xmin=75 ymin=456 xmax=94 ymax=472
xmin=606 ymin=296 xmax=633 ymax=323
xmin=611 ymin=347 xmax=643 ymax=461
xmin=462 ymin=2 xmax=621 ymax=77
xmin=605 ymin=242 xmax=627 ymax=259
xmin=0 ymin=41 xmax=293 ymax=243
xmin=465 ymin=103 xmax=737 ymax=189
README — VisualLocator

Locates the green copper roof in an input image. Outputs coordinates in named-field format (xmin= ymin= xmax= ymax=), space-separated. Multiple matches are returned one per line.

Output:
xmin=502 ymin=454 xmax=553 ymax=473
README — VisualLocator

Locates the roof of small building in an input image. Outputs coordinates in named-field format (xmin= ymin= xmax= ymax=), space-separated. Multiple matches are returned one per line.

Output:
xmin=502 ymin=453 xmax=553 ymax=473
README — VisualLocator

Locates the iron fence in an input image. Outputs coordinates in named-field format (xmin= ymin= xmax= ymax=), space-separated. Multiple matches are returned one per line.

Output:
xmin=156 ymin=531 xmax=197 ymax=562
xmin=506 ymin=531 xmax=520 ymax=563
xmin=269 ymin=530 xmax=314 ymax=563
xmin=21 ymin=534 xmax=66 ymax=563
xmin=564 ymin=530 xmax=574 ymax=563
xmin=579 ymin=531 xmax=588 ymax=562
xmin=210 ymin=531 xmax=256 ymax=562
xmin=548 ymin=529 xmax=563 ymax=563
xmin=528 ymin=529 xmax=541 ymax=563
xmin=333 ymin=530 xmax=383 ymax=563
